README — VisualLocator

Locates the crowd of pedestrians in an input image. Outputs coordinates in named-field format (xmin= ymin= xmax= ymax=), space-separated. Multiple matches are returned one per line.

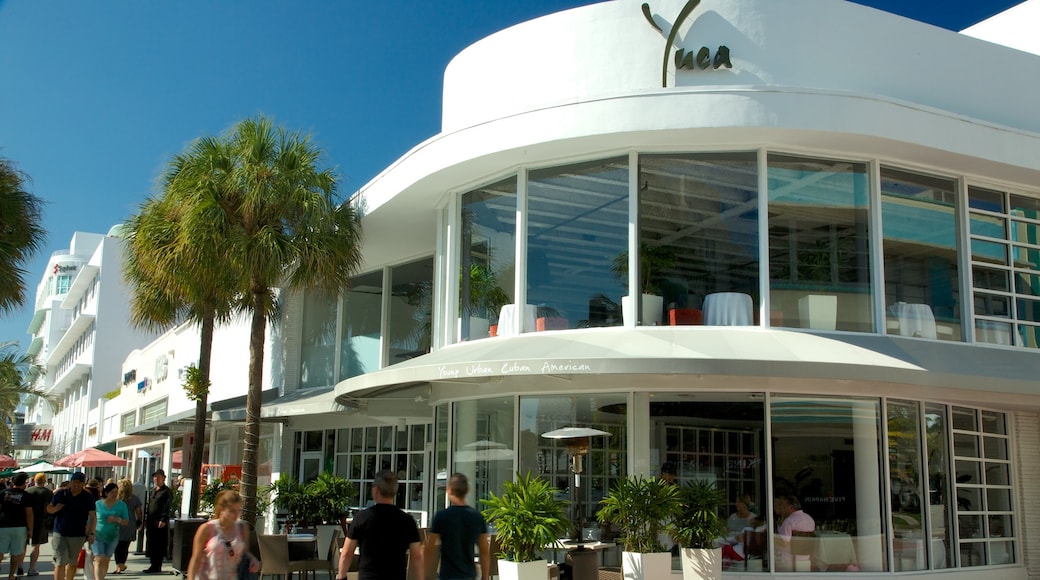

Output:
xmin=0 ymin=471 xmax=156 ymax=580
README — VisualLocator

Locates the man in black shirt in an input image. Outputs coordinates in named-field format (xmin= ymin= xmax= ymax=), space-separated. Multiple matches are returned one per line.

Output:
xmin=337 ymin=470 xmax=423 ymax=580
xmin=424 ymin=473 xmax=489 ymax=580
xmin=48 ymin=472 xmax=96 ymax=580
xmin=0 ymin=473 xmax=34 ymax=579
xmin=24 ymin=473 xmax=53 ymax=576
xmin=143 ymin=469 xmax=171 ymax=574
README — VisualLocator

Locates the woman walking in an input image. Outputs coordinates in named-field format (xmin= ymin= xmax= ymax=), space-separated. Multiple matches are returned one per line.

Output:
xmin=187 ymin=490 xmax=259 ymax=580
xmin=93 ymin=483 xmax=129 ymax=580
xmin=114 ymin=480 xmax=142 ymax=574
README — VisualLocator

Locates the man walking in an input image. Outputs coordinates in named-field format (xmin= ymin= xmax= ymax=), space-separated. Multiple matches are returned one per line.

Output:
xmin=143 ymin=470 xmax=171 ymax=574
xmin=47 ymin=473 xmax=97 ymax=580
xmin=337 ymin=470 xmax=423 ymax=580
xmin=0 ymin=473 xmax=34 ymax=580
xmin=25 ymin=473 xmax=53 ymax=576
xmin=424 ymin=473 xmax=489 ymax=580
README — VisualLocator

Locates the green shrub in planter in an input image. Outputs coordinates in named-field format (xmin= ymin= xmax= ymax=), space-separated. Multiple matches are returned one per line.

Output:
xmin=481 ymin=472 xmax=570 ymax=563
xmin=670 ymin=479 xmax=727 ymax=549
xmin=305 ymin=472 xmax=356 ymax=525
xmin=597 ymin=475 xmax=681 ymax=553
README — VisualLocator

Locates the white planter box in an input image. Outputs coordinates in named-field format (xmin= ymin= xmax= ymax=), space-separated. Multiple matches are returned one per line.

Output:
xmin=798 ymin=294 xmax=837 ymax=330
xmin=621 ymin=294 xmax=664 ymax=326
xmin=680 ymin=547 xmax=721 ymax=580
xmin=622 ymin=551 xmax=672 ymax=580
xmin=498 ymin=559 xmax=551 ymax=580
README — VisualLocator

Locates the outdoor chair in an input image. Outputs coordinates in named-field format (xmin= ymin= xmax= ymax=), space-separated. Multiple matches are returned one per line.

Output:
xmin=258 ymin=534 xmax=315 ymax=580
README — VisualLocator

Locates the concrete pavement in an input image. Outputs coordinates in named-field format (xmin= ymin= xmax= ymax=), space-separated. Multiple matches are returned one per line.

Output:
xmin=3 ymin=538 xmax=178 ymax=580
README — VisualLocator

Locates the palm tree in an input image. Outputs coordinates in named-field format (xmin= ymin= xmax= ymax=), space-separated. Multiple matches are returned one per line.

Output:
xmin=0 ymin=156 xmax=46 ymax=316
xmin=0 ymin=341 xmax=50 ymax=450
xmin=123 ymin=136 xmax=240 ymax=516
xmin=141 ymin=116 xmax=362 ymax=525
xmin=227 ymin=116 xmax=363 ymax=526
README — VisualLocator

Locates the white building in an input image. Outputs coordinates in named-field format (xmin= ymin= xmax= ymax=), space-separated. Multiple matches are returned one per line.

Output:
xmin=71 ymin=0 xmax=1040 ymax=576
xmin=20 ymin=227 xmax=156 ymax=459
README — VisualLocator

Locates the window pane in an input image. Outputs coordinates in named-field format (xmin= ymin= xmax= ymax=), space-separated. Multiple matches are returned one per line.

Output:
xmin=527 ymin=158 xmax=629 ymax=330
xmin=768 ymin=155 xmax=872 ymax=332
xmin=981 ymin=411 xmax=1007 ymax=435
xmin=1010 ymin=194 xmax=1040 ymax=219
xmin=888 ymin=400 xmax=927 ymax=571
xmin=1012 ymin=246 xmax=1040 ymax=271
xmin=299 ymin=288 xmax=337 ymax=388
xmin=455 ymin=397 xmax=515 ymax=509
xmin=968 ymin=187 xmax=1004 ymax=213
xmin=1017 ymin=324 xmax=1040 ymax=348
xmin=770 ymin=397 xmax=885 ymax=571
xmin=1010 ymin=220 xmax=1040 ymax=247
xmin=972 ymin=267 xmax=1009 ymax=292
xmin=882 ymin=169 xmax=961 ymax=341
xmin=986 ymin=489 xmax=1012 ymax=511
xmin=924 ymin=404 xmax=954 ymax=569
xmin=985 ymin=463 xmax=1010 ymax=486
xmin=952 ymin=407 xmax=977 ymax=431
xmin=340 ymin=270 xmax=383 ymax=380
xmin=459 ymin=178 xmax=517 ymax=340
xmin=969 ymin=214 xmax=1006 ymax=239
xmin=983 ymin=437 xmax=1008 ymax=461
xmin=387 ymin=257 xmax=433 ymax=365
xmin=519 ymin=394 xmax=627 ymax=545
xmin=971 ymin=240 xmax=1007 ymax=265
xmin=639 ymin=153 xmax=759 ymax=327
xmin=1015 ymin=272 xmax=1040 ymax=297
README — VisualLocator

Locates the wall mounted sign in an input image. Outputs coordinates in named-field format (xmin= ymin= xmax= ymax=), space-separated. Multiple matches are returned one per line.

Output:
xmin=642 ymin=0 xmax=732 ymax=87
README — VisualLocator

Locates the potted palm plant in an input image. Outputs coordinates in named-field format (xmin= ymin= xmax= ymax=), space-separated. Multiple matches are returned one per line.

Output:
xmin=462 ymin=263 xmax=510 ymax=338
xmin=671 ymin=480 xmax=727 ymax=580
xmin=481 ymin=472 xmax=570 ymax=580
xmin=597 ymin=475 xmax=681 ymax=580
xmin=612 ymin=244 xmax=676 ymax=326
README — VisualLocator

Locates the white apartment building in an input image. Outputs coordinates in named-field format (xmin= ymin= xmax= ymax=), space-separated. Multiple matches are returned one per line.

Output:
xmin=20 ymin=226 xmax=156 ymax=460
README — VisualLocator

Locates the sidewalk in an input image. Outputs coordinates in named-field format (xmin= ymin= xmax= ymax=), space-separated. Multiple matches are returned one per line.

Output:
xmin=6 ymin=539 xmax=179 ymax=579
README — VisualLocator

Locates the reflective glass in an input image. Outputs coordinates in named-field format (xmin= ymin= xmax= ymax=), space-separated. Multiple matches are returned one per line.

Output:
xmin=1009 ymin=220 xmax=1040 ymax=246
xmin=955 ymin=460 xmax=981 ymax=485
xmin=459 ymin=178 xmax=517 ymax=340
xmin=639 ymin=153 xmax=759 ymax=327
xmin=974 ymin=293 xmax=1010 ymax=317
xmin=981 ymin=410 xmax=1007 ymax=435
xmin=952 ymin=407 xmax=977 ymax=431
xmin=969 ymin=214 xmax=1006 ymax=239
xmin=1019 ymin=297 xmax=1040 ymax=321
xmin=953 ymin=434 xmax=979 ymax=458
xmin=882 ymin=169 xmax=961 ymax=340
xmin=340 ymin=270 xmax=383 ymax=380
xmin=971 ymin=239 xmax=1007 ymax=265
xmin=1014 ymin=272 xmax=1040 ymax=297
xmin=968 ymin=187 xmax=1005 ymax=213
xmin=985 ymin=463 xmax=1010 ymax=486
xmin=1010 ymin=193 xmax=1040 ymax=219
xmin=924 ymin=404 xmax=954 ymax=569
xmin=527 ymin=158 xmax=628 ymax=330
xmin=976 ymin=319 xmax=1013 ymax=345
xmin=770 ymin=397 xmax=885 ymax=571
xmin=888 ymin=400 xmax=927 ymax=571
xmin=1011 ymin=246 xmax=1040 ymax=271
xmin=454 ymin=397 xmax=514 ymax=509
xmin=983 ymin=437 xmax=1008 ymax=461
xmin=987 ymin=489 xmax=1012 ymax=511
xmin=518 ymin=394 xmax=627 ymax=542
xmin=387 ymin=257 xmax=434 ymax=365
xmin=1017 ymin=324 xmax=1040 ymax=348
xmin=972 ymin=267 xmax=1009 ymax=292
xmin=299 ymin=288 xmax=338 ymax=388
xmin=768 ymin=155 xmax=872 ymax=332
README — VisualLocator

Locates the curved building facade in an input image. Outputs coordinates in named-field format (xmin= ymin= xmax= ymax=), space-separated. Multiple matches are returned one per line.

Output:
xmin=318 ymin=0 xmax=1040 ymax=575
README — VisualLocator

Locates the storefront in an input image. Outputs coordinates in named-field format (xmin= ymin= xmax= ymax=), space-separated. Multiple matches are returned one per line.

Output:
xmin=312 ymin=0 xmax=1040 ymax=575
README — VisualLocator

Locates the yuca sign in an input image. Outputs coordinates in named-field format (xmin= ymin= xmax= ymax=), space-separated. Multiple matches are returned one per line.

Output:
xmin=642 ymin=0 xmax=732 ymax=87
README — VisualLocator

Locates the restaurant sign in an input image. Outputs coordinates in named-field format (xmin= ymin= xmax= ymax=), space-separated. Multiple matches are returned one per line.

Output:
xmin=642 ymin=0 xmax=732 ymax=87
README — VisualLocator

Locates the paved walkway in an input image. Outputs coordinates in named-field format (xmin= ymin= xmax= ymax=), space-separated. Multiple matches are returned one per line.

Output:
xmin=4 ymin=539 xmax=178 ymax=579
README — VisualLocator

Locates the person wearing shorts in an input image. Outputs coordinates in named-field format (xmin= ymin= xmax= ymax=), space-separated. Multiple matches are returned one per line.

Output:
xmin=0 ymin=473 xmax=34 ymax=580
xmin=92 ymin=483 xmax=128 ymax=580
xmin=26 ymin=472 xmax=54 ymax=576
xmin=48 ymin=473 xmax=97 ymax=580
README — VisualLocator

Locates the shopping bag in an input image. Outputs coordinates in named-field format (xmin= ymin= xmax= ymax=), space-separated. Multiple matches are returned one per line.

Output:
xmin=76 ymin=549 xmax=86 ymax=569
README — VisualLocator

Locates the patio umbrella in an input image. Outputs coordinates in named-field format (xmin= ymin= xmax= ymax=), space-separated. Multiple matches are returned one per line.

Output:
xmin=14 ymin=460 xmax=70 ymax=474
xmin=55 ymin=448 xmax=127 ymax=468
xmin=0 ymin=454 xmax=17 ymax=468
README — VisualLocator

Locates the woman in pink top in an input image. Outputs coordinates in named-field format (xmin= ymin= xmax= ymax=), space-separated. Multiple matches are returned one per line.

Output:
xmin=186 ymin=490 xmax=259 ymax=580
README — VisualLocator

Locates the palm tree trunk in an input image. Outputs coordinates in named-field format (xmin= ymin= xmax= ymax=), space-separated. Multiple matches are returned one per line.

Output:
xmin=241 ymin=287 xmax=267 ymax=528
xmin=187 ymin=314 xmax=215 ymax=517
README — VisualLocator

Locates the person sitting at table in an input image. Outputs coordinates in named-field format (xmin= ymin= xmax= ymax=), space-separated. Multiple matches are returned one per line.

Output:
xmin=721 ymin=516 xmax=766 ymax=563
xmin=727 ymin=495 xmax=757 ymax=536
xmin=774 ymin=495 xmax=815 ymax=570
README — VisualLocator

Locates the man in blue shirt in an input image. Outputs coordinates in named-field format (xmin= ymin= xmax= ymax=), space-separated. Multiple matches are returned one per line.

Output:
xmin=424 ymin=474 xmax=489 ymax=580
xmin=47 ymin=473 xmax=97 ymax=580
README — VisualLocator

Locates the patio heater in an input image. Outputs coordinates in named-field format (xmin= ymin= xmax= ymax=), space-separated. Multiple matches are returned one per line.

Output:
xmin=540 ymin=427 xmax=612 ymax=542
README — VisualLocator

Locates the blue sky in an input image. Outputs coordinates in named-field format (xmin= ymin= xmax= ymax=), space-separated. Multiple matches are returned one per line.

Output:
xmin=0 ymin=0 xmax=1024 ymax=348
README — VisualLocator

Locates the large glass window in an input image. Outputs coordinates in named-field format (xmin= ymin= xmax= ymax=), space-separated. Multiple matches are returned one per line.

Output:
xmin=650 ymin=395 xmax=767 ymax=571
xmin=455 ymin=397 xmax=515 ymax=509
xmin=881 ymin=169 xmax=962 ymax=341
xmin=969 ymin=186 xmax=1040 ymax=347
xmin=459 ymin=178 xmax=517 ymax=340
xmin=768 ymin=155 xmax=872 ymax=332
xmin=887 ymin=400 xmax=927 ymax=571
xmin=639 ymin=153 xmax=760 ymax=327
xmin=299 ymin=289 xmax=337 ymax=388
xmin=924 ymin=403 xmax=954 ymax=569
xmin=336 ymin=425 xmax=428 ymax=516
xmin=527 ymin=159 xmax=629 ymax=331
xmin=518 ymin=395 xmax=627 ymax=540
xmin=770 ymin=396 xmax=885 ymax=572
xmin=339 ymin=271 xmax=383 ymax=380
xmin=387 ymin=258 xmax=433 ymax=365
